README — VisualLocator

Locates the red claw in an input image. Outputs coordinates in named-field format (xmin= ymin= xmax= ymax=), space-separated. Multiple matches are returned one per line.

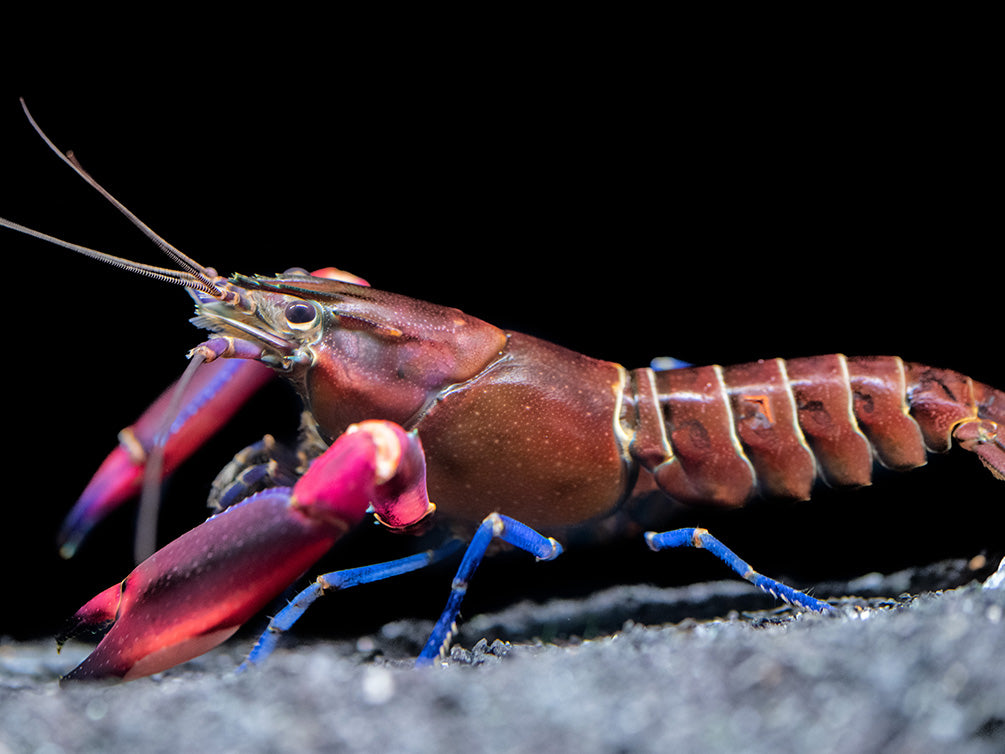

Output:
xmin=59 ymin=266 xmax=364 ymax=559
xmin=60 ymin=420 xmax=429 ymax=681
xmin=59 ymin=359 xmax=275 ymax=558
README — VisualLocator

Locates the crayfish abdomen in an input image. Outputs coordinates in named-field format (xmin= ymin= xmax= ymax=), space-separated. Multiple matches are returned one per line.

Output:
xmin=625 ymin=354 xmax=1003 ymax=512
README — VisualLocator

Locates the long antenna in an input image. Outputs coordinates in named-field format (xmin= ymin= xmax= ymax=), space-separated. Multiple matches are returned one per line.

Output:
xmin=16 ymin=98 xmax=221 ymax=293
xmin=0 ymin=99 xmax=254 ymax=308
xmin=0 ymin=216 xmax=222 ymax=294
xmin=0 ymin=99 xmax=254 ymax=563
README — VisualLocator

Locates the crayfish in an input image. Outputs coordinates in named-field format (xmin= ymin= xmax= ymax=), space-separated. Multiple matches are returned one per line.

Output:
xmin=3 ymin=99 xmax=1003 ymax=682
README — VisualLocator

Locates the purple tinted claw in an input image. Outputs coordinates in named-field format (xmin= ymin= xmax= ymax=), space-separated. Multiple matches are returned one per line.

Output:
xmin=59 ymin=359 xmax=274 ymax=558
xmin=61 ymin=421 xmax=431 ymax=681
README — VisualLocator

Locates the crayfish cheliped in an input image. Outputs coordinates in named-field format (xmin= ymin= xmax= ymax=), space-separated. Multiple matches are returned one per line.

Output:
xmin=2 ymin=99 xmax=1003 ymax=682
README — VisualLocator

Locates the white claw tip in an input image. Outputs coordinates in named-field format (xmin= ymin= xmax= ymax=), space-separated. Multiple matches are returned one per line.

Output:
xmin=347 ymin=421 xmax=404 ymax=484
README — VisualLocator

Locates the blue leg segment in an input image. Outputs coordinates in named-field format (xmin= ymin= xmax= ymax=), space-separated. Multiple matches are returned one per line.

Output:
xmin=240 ymin=539 xmax=464 ymax=671
xmin=416 ymin=513 xmax=563 ymax=667
xmin=645 ymin=528 xmax=832 ymax=613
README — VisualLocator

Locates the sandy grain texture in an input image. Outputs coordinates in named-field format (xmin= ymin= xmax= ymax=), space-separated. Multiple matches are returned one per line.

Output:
xmin=3 ymin=561 xmax=1003 ymax=754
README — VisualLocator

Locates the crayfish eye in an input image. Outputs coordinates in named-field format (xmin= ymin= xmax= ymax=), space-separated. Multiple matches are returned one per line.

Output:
xmin=284 ymin=301 xmax=319 ymax=329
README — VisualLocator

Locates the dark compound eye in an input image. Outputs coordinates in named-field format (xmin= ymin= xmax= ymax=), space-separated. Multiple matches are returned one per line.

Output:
xmin=285 ymin=301 xmax=318 ymax=328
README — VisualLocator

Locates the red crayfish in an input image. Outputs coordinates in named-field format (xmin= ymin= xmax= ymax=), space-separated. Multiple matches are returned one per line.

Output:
xmin=3 ymin=99 xmax=1003 ymax=682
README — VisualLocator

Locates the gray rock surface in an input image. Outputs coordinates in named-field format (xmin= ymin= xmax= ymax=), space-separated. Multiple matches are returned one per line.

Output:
xmin=2 ymin=562 xmax=1003 ymax=754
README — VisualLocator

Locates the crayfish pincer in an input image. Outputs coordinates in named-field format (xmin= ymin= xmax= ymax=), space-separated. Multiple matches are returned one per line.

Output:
xmin=1 ymin=98 xmax=1002 ymax=682
xmin=56 ymin=421 xmax=438 ymax=681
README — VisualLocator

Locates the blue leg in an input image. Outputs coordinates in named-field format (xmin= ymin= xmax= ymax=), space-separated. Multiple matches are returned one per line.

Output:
xmin=645 ymin=527 xmax=832 ymax=612
xmin=416 ymin=513 xmax=563 ymax=667
xmin=240 ymin=539 xmax=464 ymax=671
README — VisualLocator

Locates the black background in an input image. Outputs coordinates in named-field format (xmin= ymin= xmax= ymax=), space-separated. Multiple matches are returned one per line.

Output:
xmin=2 ymin=68 xmax=1000 ymax=645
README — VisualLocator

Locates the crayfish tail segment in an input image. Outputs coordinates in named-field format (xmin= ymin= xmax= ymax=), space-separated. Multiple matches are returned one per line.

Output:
xmin=951 ymin=379 xmax=1005 ymax=481
xmin=630 ymin=356 xmax=1005 ymax=510
xmin=904 ymin=367 xmax=1004 ymax=480
xmin=954 ymin=419 xmax=1005 ymax=481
